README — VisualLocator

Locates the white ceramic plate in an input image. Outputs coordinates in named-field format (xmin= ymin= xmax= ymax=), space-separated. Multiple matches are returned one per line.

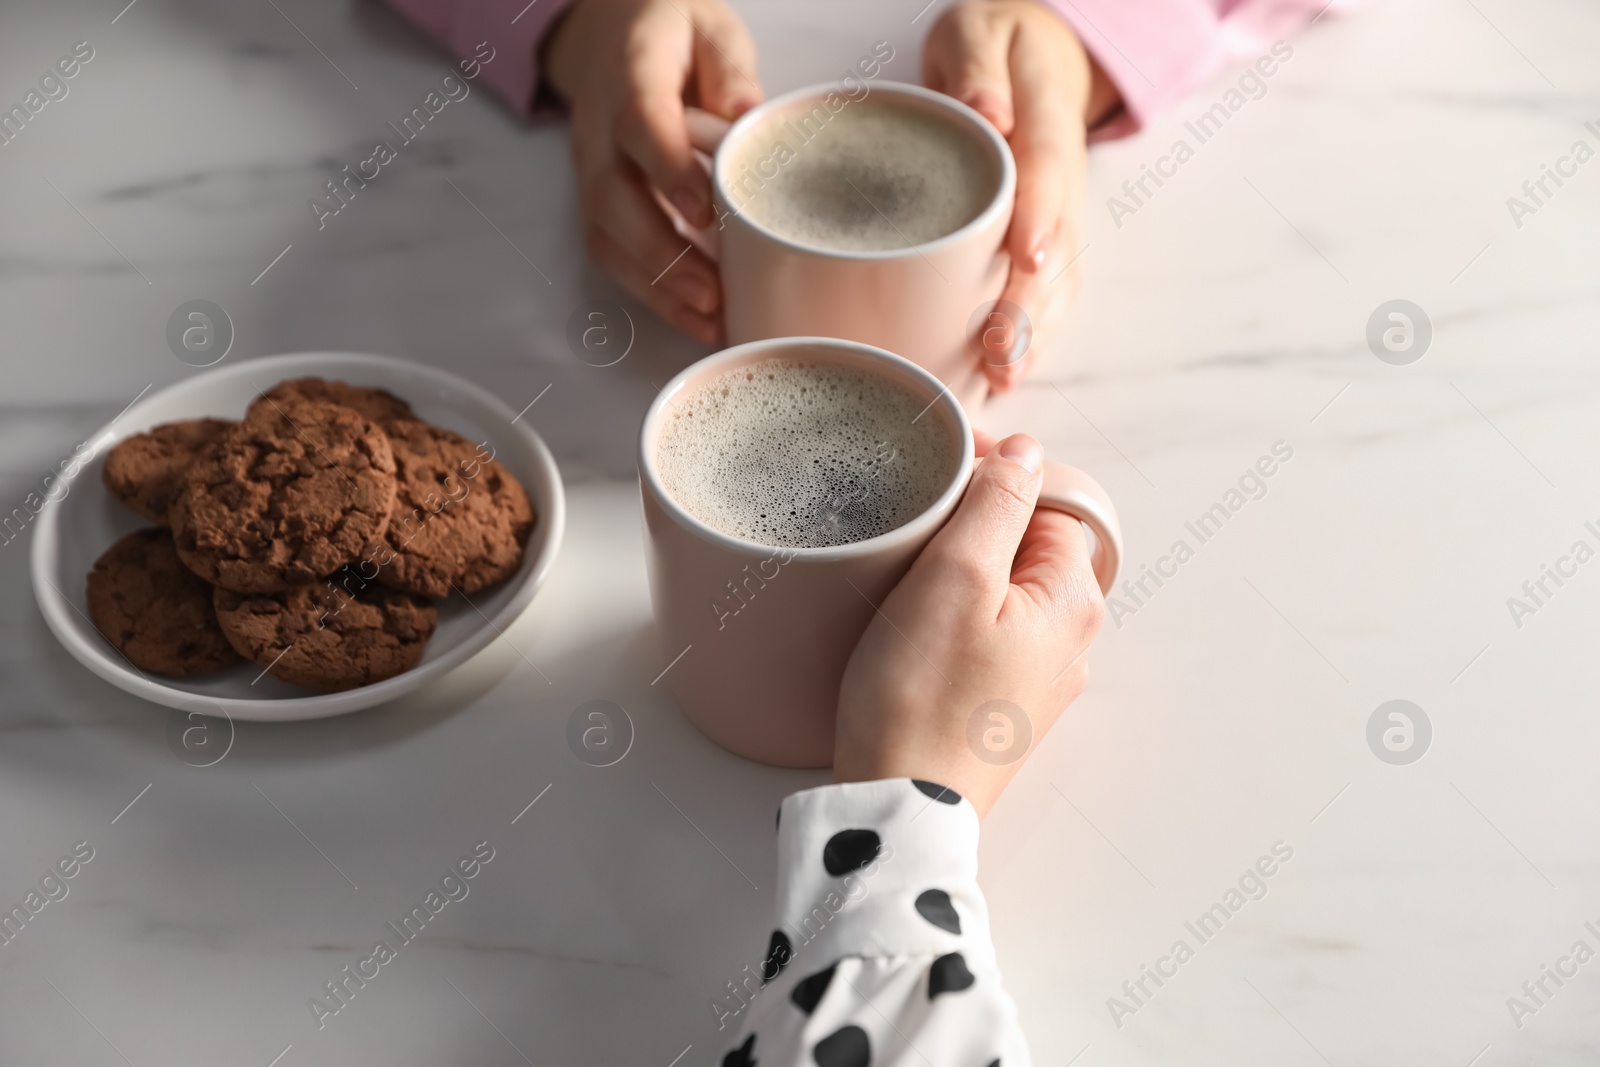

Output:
xmin=30 ymin=351 xmax=566 ymax=721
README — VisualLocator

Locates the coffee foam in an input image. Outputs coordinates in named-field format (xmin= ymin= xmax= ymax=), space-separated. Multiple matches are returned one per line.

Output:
xmin=655 ymin=359 xmax=957 ymax=548
xmin=724 ymin=95 xmax=996 ymax=252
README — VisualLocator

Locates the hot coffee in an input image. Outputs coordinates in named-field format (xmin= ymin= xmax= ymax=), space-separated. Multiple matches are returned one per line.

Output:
xmin=722 ymin=94 xmax=998 ymax=252
xmin=654 ymin=358 xmax=958 ymax=548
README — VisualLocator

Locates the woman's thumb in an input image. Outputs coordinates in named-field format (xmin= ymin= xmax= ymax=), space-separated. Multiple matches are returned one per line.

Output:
xmin=924 ymin=434 xmax=1043 ymax=586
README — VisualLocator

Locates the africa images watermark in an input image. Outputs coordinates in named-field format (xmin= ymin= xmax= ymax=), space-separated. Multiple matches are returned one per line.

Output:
xmin=0 ymin=438 xmax=100 ymax=549
xmin=1497 ymin=915 xmax=1600 ymax=1030
xmin=1107 ymin=840 xmax=1295 ymax=1028
xmin=0 ymin=379 xmax=151 ymax=549
xmin=707 ymin=842 xmax=895 ymax=1031
xmin=0 ymin=40 xmax=96 ymax=149
xmin=1106 ymin=41 xmax=1294 ymax=228
xmin=309 ymin=41 xmax=497 ymax=230
xmin=1504 ymin=120 xmax=1600 ymax=230
xmin=1503 ymin=519 xmax=1600 ymax=629
xmin=708 ymin=438 xmax=899 ymax=632
xmin=1505 ymin=915 xmax=1600 ymax=1030
xmin=1106 ymin=440 xmax=1295 ymax=627
xmin=715 ymin=41 xmax=896 ymax=229
xmin=566 ymin=699 xmax=634 ymax=767
xmin=307 ymin=840 xmax=497 ymax=1030
xmin=0 ymin=841 xmax=96 ymax=948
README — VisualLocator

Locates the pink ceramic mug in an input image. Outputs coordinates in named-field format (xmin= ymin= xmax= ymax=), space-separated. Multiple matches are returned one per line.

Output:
xmin=704 ymin=81 xmax=1015 ymax=413
xmin=639 ymin=337 xmax=1122 ymax=768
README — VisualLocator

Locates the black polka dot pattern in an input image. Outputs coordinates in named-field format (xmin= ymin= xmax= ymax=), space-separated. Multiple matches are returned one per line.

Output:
xmin=823 ymin=829 xmax=881 ymax=876
xmin=914 ymin=888 xmax=961 ymax=934
xmin=722 ymin=1034 xmax=756 ymax=1067
xmin=813 ymin=1024 xmax=871 ymax=1067
xmin=912 ymin=779 xmax=962 ymax=804
xmin=927 ymin=952 xmax=975 ymax=998
xmin=733 ymin=780 xmax=1020 ymax=1066
xmin=790 ymin=962 xmax=837 ymax=1015
xmin=762 ymin=929 xmax=793 ymax=983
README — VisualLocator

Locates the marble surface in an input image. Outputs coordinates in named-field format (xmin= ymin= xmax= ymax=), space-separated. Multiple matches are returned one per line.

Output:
xmin=3 ymin=0 xmax=1599 ymax=1063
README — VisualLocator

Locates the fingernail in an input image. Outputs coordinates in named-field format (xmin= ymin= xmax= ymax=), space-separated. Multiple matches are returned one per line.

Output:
xmin=730 ymin=97 xmax=760 ymax=117
xmin=673 ymin=272 xmax=719 ymax=314
xmin=997 ymin=434 xmax=1042 ymax=474
xmin=1027 ymin=238 xmax=1048 ymax=272
xmin=672 ymin=187 xmax=706 ymax=225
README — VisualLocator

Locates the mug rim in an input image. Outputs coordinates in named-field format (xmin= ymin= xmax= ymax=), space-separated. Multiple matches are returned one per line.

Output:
xmin=711 ymin=80 xmax=1018 ymax=262
xmin=639 ymin=337 xmax=976 ymax=562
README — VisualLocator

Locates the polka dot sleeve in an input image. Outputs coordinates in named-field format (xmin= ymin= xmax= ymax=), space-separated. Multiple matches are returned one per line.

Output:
xmin=712 ymin=778 xmax=1032 ymax=1067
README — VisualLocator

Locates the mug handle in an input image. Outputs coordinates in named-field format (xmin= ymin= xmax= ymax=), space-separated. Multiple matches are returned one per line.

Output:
xmin=686 ymin=107 xmax=732 ymax=155
xmin=690 ymin=101 xmax=1123 ymax=591
xmin=1037 ymin=461 xmax=1122 ymax=596
xmin=682 ymin=108 xmax=734 ymax=262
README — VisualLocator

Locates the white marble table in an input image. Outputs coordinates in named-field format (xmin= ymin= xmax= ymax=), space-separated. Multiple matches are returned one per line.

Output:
xmin=3 ymin=0 xmax=1599 ymax=1063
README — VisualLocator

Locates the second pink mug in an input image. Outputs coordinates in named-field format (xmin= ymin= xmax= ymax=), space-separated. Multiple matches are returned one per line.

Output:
xmin=639 ymin=337 xmax=1121 ymax=768
xmin=698 ymin=81 xmax=1016 ymax=412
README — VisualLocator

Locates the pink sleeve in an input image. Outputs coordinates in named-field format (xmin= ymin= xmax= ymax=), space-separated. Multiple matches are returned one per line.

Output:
xmin=383 ymin=0 xmax=575 ymax=114
xmin=1043 ymin=0 xmax=1356 ymax=139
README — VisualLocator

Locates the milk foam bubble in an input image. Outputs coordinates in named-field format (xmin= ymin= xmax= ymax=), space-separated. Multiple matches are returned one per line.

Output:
xmin=655 ymin=359 xmax=957 ymax=548
xmin=725 ymin=96 xmax=996 ymax=252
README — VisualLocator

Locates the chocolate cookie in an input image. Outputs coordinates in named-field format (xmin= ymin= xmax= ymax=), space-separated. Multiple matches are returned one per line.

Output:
xmin=86 ymin=528 xmax=241 ymax=676
xmin=101 ymin=419 xmax=233 ymax=524
xmin=213 ymin=567 xmax=437 ymax=691
xmin=250 ymin=377 xmax=414 ymax=425
xmin=170 ymin=400 xmax=397 ymax=593
xmin=370 ymin=419 xmax=534 ymax=598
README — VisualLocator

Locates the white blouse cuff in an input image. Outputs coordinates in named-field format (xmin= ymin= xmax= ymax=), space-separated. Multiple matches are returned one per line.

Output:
xmin=768 ymin=778 xmax=995 ymax=982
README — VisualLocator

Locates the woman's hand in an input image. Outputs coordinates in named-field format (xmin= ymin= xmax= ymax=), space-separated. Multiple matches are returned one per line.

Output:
xmin=924 ymin=1 xmax=1119 ymax=393
xmin=834 ymin=432 xmax=1107 ymax=817
xmin=542 ymin=0 xmax=762 ymax=343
